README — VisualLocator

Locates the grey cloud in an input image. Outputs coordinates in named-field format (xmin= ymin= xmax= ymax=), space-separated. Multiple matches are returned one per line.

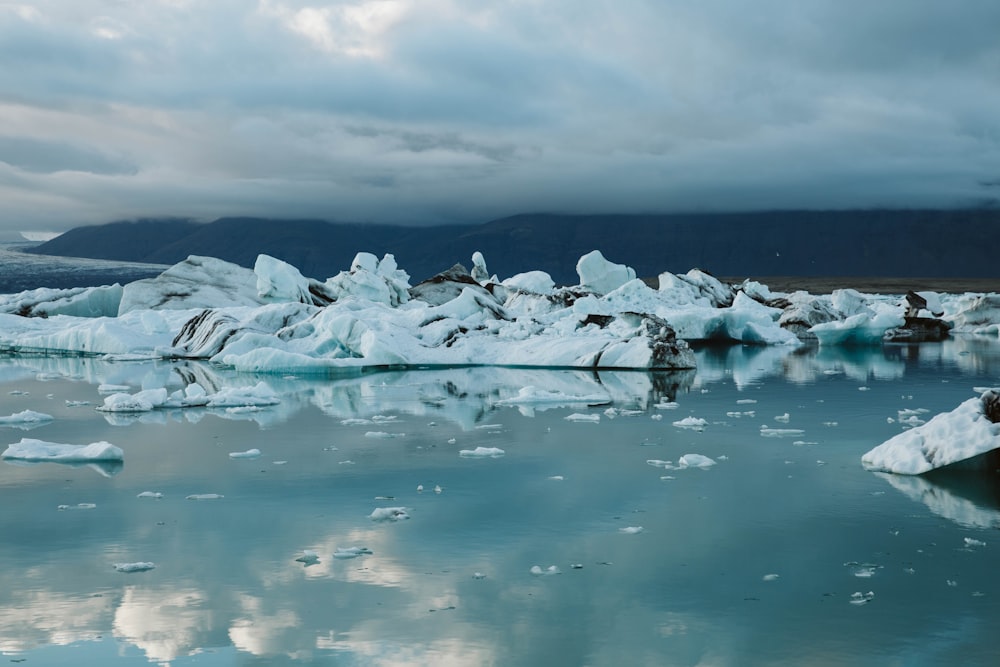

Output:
xmin=0 ymin=0 xmax=999 ymax=236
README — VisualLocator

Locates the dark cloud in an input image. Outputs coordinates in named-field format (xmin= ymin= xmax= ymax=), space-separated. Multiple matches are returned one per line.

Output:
xmin=0 ymin=0 xmax=998 ymax=237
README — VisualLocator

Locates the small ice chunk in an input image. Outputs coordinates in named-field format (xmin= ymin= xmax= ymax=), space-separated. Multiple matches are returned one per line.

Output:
xmin=473 ymin=572 xmax=487 ymax=579
xmin=114 ymin=562 xmax=155 ymax=573
xmin=774 ymin=413 xmax=790 ymax=423
xmin=98 ymin=384 xmax=130 ymax=393
xmin=678 ymin=454 xmax=716 ymax=468
xmin=136 ymin=491 xmax=162 ymax=499
xmin=186 ymin=493 xmax=224 ymax=500
xmin=459 ymin=446 xmax=505 ymax=458
xmin=850 ymin=591 xmax=875 ymax=605
xmin=620 ymin=526 xmax=644 ymax=534
xmin=759 ymin=426 xmax=805 ymax=437
xmin=564 ymin=413 xmax=600 ymax=423
xmin=654 ymin=402 xmax=679 ymax=409
xmin=295 ymin=550 xmax=320 ymax=565
xmin=0 ymin=410 xmax=54 ymax=425
xmin=964 ymin=537 xmax=986 ymax=547
xmin=370 ymin=507 xmax=410 ymax=522
xmin=229 ymin=448 xmax=261 ymax=459
xmin=58 ymin=503 xmax=96 ymax=510
xmin=530 ymin=565 xmax=562 ymax=576
xmin=333 ymin=546 xmax=373 ymax=559
xmin=762 ymin=573 xmax=780 ymax=581
xmin=548 ymin=475 xmax=564 ymax=480
xmin=65 ymin=400 xmax=91 ymax=407
xmin=673 ymin=416 xmax=707 ymax=430
xmin=364 ymin=431 xmax=406 ymax=439
xmin=736 ymin=399 xmax=757 ymax=405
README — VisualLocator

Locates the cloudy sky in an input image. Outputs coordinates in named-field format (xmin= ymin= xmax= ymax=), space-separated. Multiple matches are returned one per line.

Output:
xmin=1 ymin=0 xmax=999 ymax=238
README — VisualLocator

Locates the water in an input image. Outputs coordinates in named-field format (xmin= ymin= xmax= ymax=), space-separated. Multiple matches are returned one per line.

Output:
xmin=0 ymin=243 xmax=166 ymax=293
xmin=1 ymin=340 xmax=999 ymax=666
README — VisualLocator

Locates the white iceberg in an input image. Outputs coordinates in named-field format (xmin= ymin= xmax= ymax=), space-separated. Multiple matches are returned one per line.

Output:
xmin=1 ymin=438 xmax=123 ymax=463
xmin=229 ymin=449 xmax=261 ymax=459
xmin=0 ymin=410 xmax=54 ymax=426
xmin=862 ymin=393 xmax=1000 ymax=474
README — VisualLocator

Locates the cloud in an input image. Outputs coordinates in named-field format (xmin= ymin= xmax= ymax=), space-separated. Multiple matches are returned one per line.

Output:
xmin=0 ymin=0 xmax=999 ymax=236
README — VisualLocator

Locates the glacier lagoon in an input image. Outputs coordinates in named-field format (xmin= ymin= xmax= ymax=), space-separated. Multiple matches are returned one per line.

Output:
xmin=2 ymin=340 xmax=1000 ymax=666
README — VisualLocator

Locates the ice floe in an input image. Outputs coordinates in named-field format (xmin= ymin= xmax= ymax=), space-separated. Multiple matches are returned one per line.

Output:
xmin=114 ymin=562 xmax=156 ymax=573
xmin=0 ymin=410 xmax=53 ymax=428
xmin=229 ymin=449 xmax=261 ymax=459
xmin=1 ymin=438 xmax=123 ymax=463
xmin=862 ymin=391 xmax=1000 ymax=474
xmin=370 ymin=507 xmax=410 ymax=522
xmin=459 ymin=447 xmax=505 ymax=458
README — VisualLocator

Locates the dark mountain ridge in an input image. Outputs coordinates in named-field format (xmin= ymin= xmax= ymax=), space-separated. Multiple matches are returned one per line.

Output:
xmin=27 ymin=209 xmax=1000 ymax=285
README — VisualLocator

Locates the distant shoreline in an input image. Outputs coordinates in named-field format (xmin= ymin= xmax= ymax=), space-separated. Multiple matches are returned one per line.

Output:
xmin=719 ymin=276 xmax=1000 ymax=295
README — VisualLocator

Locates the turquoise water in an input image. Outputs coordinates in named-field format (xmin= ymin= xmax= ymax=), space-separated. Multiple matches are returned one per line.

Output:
xmin=1 ymin=339 xmax=999 ymax=666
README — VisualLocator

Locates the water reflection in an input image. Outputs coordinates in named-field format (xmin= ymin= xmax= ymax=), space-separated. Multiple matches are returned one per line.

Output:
xmin=2 ymin=339 xmax=1000 ymax=665
xmin=878 ymin=469 xmax=1000 ymax=530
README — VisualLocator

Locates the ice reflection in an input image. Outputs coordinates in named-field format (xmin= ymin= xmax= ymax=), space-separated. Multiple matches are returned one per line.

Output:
xmin=878 ymin=470 xmax=1000 ymax=530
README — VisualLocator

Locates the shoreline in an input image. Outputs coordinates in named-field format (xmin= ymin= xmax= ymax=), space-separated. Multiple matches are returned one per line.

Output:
xmin=720 ymin=276 xmax=1000 ymax=295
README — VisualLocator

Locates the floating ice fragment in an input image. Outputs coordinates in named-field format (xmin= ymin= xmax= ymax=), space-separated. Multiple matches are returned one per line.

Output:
xmin=186 ymin=493 xmax=224 ymax=500
xmin=474 ymin=424 xmax=503 ymax=430
xmin=65 ymin=400 xmax=91 ymax=407
xmin=136 ymin=491 xmax=162 ymax=499
xmin=2 ymin=438 xmax=123 ymax=463
xmin=364 ymin=431 xmax=406 ymax=439
xmin=370 ymin=507 xmax=410 ymax=522
xmin=98 ymin=384 xmax=130 ymax=393
xmin=58 ymin=503 xmax=96 ymax=510
xmin=0 ymin=410 xmax=54 ymax=425
xmin=565 ymin=413 xmax=600 ymax=423
xmin=858 ymin=386 xmax=870 ymax=391
xmin=947 ymin=580 xmax=958 ymax=587
xmin=459 ymin=446 xmax=505 ymax=458
xmin=620 ymin=526 xmax=644 ymax=534
xmin=774 ymin=413 xmax=790 ymax=423
xmin=434 ymin=485 xmax=443 ymax=494
xmin=673 ymin=416 xmax=707 ymax=430
xmin=447 ymin=438 xmax=457 ymax=444
xmin=340 ymin=418 xmax=371 ymax=426
xmin=334 ymin=546 xmax=373 ymax=559
xmin=850 ymin=591 xmax=875 ymax=605
xmin=548 ymin=475 xmax=564 ymax=480
xmin=762 ymin=574 xmax=780 ymax=581
xmin=678 ymin=454 xmax=716 ymax=468
xmin=473 ymin=572 xmax=487 ymax=579
xmin=964 ymin=537 xmax=986 ymax=547
xmin=229 ymin=448 xmax=261 ymax=459
xmin=114 ymin=562 xmax=155 ymax=573
xmin=417 ymin=484 xmax=424 ymax=493
xmin=295 ymin=550 xmax=320 ymax=565
xmin=571 ymin=563 xmax=584 ymax=569
xmin=736 ymin=399 xmax=757 ymax=405
xmin=650 ymin=414 xmax=662 ymax=421
xmin=759 ymin=426 xmax=805 ymax=438
xmin=530 ymin=565 xmax=561 ymax=576
xmin=655 ymin=401 xmax=679 ymax=409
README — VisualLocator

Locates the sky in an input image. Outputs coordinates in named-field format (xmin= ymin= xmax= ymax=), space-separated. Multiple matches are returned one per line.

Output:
xmin=1 ymin=0 xmax=999 ymax=239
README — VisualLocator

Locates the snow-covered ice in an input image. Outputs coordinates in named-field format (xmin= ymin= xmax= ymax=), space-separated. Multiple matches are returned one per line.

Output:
xmin=862 ymin=392 xmax=1000 ymax=474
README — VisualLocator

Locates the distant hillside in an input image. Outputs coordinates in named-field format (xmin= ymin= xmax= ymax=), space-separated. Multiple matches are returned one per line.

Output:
xmin=27 ymin=209 xmax=1000 ymax=284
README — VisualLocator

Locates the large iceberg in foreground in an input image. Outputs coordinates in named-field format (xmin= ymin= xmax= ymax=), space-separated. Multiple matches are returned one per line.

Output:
xmin=2 ymin=438 xmax=124 ymax=463
xmin=862 ymin=391 xmax=1000 ymax=474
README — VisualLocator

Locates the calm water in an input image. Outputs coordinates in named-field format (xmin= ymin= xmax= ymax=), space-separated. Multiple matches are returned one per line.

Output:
xmin=1 ymin=338 xmax=999 ymax=666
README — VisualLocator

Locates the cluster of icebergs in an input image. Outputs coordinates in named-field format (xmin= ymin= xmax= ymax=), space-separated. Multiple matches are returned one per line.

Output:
xmin=3 ymin=247 xmax=1000 ymax=476
xmin=1 ymin=248 xmax=998 ymax=376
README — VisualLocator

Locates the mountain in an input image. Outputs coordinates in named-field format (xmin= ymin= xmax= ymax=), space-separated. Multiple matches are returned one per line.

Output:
xmin=26 ymin=209 xmax=1000 ymax=284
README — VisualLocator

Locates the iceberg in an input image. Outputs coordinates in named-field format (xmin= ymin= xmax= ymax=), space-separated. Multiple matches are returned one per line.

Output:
xmin=862 ymin=391 xmax=1000 ymax=474
xmin=2 ymin=248 xmax=999 ymax=379
xmin=1 ymin=438 xmax=123 ymax=463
